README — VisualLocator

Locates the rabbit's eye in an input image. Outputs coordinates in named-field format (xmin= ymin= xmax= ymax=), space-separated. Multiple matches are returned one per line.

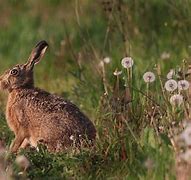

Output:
xmin=10 ymin=69 xmax=19 ymax=76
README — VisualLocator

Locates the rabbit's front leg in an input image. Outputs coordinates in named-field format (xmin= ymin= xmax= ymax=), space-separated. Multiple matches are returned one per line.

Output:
xmin=20 ymin=138 xmax=30 ymax=149
xmin=10 ymin=129 xmax=26 ymax=153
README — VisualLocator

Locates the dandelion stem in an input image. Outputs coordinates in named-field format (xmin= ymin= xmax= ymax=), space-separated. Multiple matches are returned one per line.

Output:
xmin=101 ymin=63 xmax=108 ymax=95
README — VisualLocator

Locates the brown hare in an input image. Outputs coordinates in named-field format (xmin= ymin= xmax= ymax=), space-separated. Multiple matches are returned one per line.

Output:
xmin=0 ymin=40 xmax=96 ymax=153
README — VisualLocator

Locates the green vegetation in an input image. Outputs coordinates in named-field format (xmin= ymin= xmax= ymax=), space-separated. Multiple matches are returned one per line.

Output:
xmin=0 ymin=0 xmax=191 ymax=179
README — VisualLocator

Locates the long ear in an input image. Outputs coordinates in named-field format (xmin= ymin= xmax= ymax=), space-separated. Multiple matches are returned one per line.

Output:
xmin=26 ymin=40 xmax=48 ymax=68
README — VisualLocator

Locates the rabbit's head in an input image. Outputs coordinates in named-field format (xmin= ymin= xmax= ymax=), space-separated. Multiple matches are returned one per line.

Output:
xmin=0 ymin=41 xmax=48 ymax=92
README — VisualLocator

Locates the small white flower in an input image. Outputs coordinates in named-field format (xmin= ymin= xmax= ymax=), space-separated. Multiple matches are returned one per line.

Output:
xmin=121 ymin=57 xmax=134 ymax=68
xmin=160 ymin=51 xmax=170 ymax=60
xmin=164 ymin=79 xmax=177 ymax=92
xmin=103 ymin=57 xmax=111 ymax=64
xmin=166 ymin=69 xmax=175 ymax=79
xmin=70 ymin=135 xmax=75 ymax=141
xmin=15 ymin=155 xmax=30 ymax=170
xmin=169 ymin=94 xmax=183 ymax=106
xmin=113 ymin=69 xmax=122 ymax=76
xmin=178 ymin=80 xmax=190 ymax=91
xmin=143 ymin=72 xmax=156 ymax=83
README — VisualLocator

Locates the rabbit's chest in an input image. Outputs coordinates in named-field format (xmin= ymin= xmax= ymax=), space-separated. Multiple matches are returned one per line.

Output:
xmin=6 ymin=103 xmax=19 ymax=133
xmin=6 ymin=94 xmax=27 ymax=133
xmin=6 ymin=105 xmax=19 ymax=133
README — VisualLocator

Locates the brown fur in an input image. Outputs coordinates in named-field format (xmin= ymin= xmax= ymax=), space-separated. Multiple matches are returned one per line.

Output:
xmin=0 ymin=41 xmax=96 ymax=153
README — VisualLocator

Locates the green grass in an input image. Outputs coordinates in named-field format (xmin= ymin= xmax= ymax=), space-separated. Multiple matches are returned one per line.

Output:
xmin=0 ymin=0 xmax=191 ymax=179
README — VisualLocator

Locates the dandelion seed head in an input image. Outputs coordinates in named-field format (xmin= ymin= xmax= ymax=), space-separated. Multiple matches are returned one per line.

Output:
xmin=166 ymin=69 xmax=175 ymax=79
xmin=165 ymin=79 xmax=177 ymax=92
xmin=178 ymin=80 xmax=190 ymax=91
xmin=121 ymin=57 xmax=134 ymax=68
xmin=103 ymin=57 xmax=111 ymax=64
xmin=143 ymin=72 xmax=156 ymax=83
xmin=169 ymin=94 xmax=183 ymax=106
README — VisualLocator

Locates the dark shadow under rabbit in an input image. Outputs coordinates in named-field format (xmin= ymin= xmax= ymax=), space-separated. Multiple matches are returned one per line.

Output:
xmin=0 ymin=41 xmax=96 ymax=153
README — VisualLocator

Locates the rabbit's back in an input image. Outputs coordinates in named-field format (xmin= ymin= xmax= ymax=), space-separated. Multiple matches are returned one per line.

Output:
xmin=7 ymin=88 xmax=96 ymax=151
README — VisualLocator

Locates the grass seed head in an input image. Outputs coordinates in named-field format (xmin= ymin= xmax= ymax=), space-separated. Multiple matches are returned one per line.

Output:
xmin=167 ymin=69 xmax=175 ymax=79
xmin=113 ymin=69 xmax=122 ymax=76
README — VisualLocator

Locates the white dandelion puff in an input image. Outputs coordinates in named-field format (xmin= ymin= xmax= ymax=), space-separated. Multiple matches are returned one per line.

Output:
xmin=178 ymin=80 xmax=190 ymax=91
xmin=113 ymin=69 xmax=122 ymax=76
xmin=143 ymin=72 xmax=156 ymax=83
xmin=103 ymin=57 xmax=111 ymax=64
xmin=169 ymin=94 xmax=183 ymax=106
xmin=121 ymin=57 xmax=134 ymax=68
xmin=166 ymin=69 xmax=175 ymax=79
xmin=164 ymin=79 xmax=177 ymax=92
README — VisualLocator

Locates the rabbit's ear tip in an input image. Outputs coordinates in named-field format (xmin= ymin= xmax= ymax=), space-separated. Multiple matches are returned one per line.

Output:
xmin=35 ymin=40 xmax=49 ymax=48
xmin=26 ymin=40 xmax=49 ymax=66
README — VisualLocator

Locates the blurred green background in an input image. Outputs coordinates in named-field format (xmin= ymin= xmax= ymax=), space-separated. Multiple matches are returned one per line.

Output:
xmin=0 ymin=0 xmax=190 ymax=103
